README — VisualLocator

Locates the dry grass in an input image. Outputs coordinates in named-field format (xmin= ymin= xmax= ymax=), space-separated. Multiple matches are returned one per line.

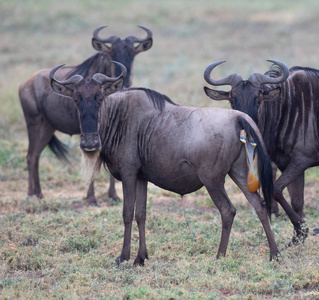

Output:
xmin=1 ymin=0 xmax=319 ymax=299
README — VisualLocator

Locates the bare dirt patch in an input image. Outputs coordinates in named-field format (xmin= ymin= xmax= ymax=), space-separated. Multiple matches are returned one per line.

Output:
xmin=1 ymin=173 xmax=318 ymax=221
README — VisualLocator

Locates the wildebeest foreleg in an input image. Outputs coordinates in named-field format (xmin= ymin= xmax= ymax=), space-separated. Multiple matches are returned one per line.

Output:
xmin=86 ymin=181 xmax=98 ymax=206
xmin=86 ymin=175 xmax=120 ymax=206
xmin=133 ymin=179 xmax=148 ymax=266
xmin=116 ymin=175 xmax=137 ymax=265
xmin=107 ymin=175 xmax=121 ymax=202
xmin=273 ymin=163 xmax=309 ymax=244
xmin=287 ymin=172 xmax=305 ymax=219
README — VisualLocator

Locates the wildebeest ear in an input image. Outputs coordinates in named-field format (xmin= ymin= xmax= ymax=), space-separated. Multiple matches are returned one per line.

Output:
xmin=262 ymin=87 xmax=281 ymax=101
xmin=50 ymin=81 xmax=74 ymax=99
xmin=204 ymin=86 xmax=230 ymax=101
xmin=102 ymin=78 xmax=124 ymax=97
xmin=134 ymin=38 xmax=153 ymax=54
xmin=92 ymin=38 xmax=111 ymax=54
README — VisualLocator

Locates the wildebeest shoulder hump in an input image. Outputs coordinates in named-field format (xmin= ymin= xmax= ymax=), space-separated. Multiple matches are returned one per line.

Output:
xmin=125 ymin=87 xmax=177 ymax=111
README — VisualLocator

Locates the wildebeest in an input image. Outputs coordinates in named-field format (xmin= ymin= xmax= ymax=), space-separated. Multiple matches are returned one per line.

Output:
xmin=19 ymin=25 xmax=153 ymax=205
xmin=49 ymin=65 xmax=280 ymax=265
xmin=204 ymin=59 xmax=319 ymax=244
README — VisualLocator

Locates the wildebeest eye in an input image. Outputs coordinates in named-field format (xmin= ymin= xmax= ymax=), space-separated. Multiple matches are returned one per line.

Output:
xmin=73 ymin=93 xmax=81 ymax=104
xmin=255 ymin=95 xmax=262 ymax=106
xmin=228 ymin=94 xmax=236 ymax=107
xmin=95 ymin=93 xmax=104 ymax=104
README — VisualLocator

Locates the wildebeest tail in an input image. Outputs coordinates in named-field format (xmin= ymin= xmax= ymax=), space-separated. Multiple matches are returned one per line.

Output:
xmin=238 ymin=117 xmax=273 ymax=220
xmin=48 ymin=135 xmax=70 ymax=163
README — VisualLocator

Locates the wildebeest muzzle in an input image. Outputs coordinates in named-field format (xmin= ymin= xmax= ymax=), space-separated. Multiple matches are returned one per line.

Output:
xmin=80 ymin=132 xmax=101 ymax=152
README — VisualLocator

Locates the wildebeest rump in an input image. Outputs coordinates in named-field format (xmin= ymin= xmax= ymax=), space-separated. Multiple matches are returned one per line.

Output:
xmin=49 ymin=66 xmax=280 ymax=265
xmin=204 ymin=59 xmax=319 ymax=244
xmin=19 ymin=26 xmax=153 ymax=205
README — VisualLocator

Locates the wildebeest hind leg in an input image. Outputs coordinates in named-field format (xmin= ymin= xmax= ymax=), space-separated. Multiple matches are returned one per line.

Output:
xmin=228 ymin=161 xmax=280 ymax=260
xmin=271 ymin=162 xmax=280 ymax=217
xmin=26 ymin=119 xmax=55 ymax=198
xmin=203 ymin=180 xmax=236 ymax=259
xmin=232 ymin=173 xmax=280 ymax=260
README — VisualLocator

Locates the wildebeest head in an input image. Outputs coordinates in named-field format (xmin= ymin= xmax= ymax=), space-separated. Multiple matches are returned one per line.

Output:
xmin=203 ymin=60 xmax=289 ymax=124
xmin=91 ymin=25 xmax=152 ymax=87
xmin=49 ymin=61 xmax=127 ymax=153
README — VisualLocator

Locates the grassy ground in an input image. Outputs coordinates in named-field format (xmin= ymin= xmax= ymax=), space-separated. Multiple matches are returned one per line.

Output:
xmin=1 ymin=0 xmax=319 ymax=299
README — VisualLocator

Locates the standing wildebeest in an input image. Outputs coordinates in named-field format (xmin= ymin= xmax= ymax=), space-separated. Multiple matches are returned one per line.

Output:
xmin=49 ymin=65 xmax=280 ymax=265
xmin=19 ymin=26 xmax=153 ymax=205
xmin=204 ymin=59 xmax=319 ymax=244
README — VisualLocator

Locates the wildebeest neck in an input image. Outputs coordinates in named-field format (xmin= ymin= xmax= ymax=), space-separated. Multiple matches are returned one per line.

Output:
xmin=112 ymin=45 xmax=133 ymax=87
xmin=98 ymin=89 xmax=176 ymax=162
xmin=259 ymin=69 xmax=319 ymax=162
xmin=99 ymin=97 xmax=130 ymax=157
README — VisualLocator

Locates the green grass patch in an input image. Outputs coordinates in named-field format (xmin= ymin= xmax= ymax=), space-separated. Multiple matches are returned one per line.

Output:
xmin=0 ymin=200 xmax=318 ymax=298
xmin=0 ymin=139 xmax=25 ymax=170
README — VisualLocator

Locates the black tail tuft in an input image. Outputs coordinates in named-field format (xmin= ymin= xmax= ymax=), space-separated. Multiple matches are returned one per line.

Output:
xmin=48 ymin=135 xmax=70 ymax=164
xmin=238 ymin=117 xmax=273 ymax=221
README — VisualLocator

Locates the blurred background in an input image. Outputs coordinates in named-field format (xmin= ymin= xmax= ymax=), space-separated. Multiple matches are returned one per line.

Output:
xmin=1 ymin=0 xmax=319 ymax=200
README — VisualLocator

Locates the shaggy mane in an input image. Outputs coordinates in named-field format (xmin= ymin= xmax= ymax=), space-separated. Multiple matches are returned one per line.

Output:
xmin=265 ymin=64 xmax=319 ymax=80
xmin=289 ymin=65 xmax=319 ymax=80
xmin=126 ymin=87 xmax=177 ymax=111
xmin=67 ymin=53 xmax=111 ymax=79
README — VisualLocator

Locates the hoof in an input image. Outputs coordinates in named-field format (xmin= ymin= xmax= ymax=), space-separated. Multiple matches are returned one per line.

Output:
xmin=133 ymin=258 xmax=145 ymax=266
xmin=108 ymin=192 xmax=121 ymax=203
xmin=311 ymin=228 xmax=319 ymax=236
xmin=86 ymin=196 xmax=99 ymax=207
xmin=115 ymin=256 xmax=122 ymax=266
xmin=115 ymin=254 xmax=130 ymax=266
xmin=109 ymin=196 xmax=121 ymax=203
xmin=287 ymin=227 xmax=309 ymax=247
xmin=133 ymin=253 xmax=148 ymax=266
xmin=270 ymin=250 xmax=281 ymax=262
xmin=28 ymin=193 xmax=43 ymax=199
xmin=271 ymin=209 xmax=280 ymax=218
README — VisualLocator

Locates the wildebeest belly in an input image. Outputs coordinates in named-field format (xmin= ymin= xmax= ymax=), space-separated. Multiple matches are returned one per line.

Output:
xmin=139 ymin=160 xmax=204 ymax=195
xmin=105 ymin=159 xmax=203 ymax=195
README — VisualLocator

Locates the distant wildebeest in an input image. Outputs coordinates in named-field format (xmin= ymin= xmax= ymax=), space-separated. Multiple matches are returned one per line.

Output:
xmin=204 ymin=59 xmax=319 ymax=244
xmin=49 ymin=64 xmax=280 ymax=265
xmin=19 ymin=25 xmax=153 ymax=205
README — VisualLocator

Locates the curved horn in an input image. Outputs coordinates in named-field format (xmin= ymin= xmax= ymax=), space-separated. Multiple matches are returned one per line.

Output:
xmin=92 ymin=61 xmax=127 ymax=85
xmin=248 ymin=59 xmax=289 ymax=86
xmin=129 ymin=25 xmax=153 ymax=43
xmin=93 ymin=25 xmax=117 ymax=43
xmin=204 ymin=61 xmax=243 ymax=87
xmin=49 ymin=64 xmax=83 ymax=85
